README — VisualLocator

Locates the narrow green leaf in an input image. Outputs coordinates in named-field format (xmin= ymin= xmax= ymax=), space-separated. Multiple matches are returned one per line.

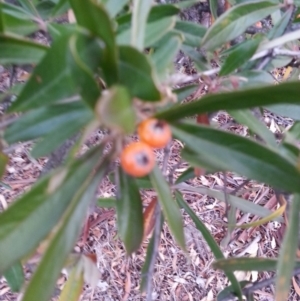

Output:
xmin=275 ymin=194 xmax=300 ymax=301
xmin=220 ymin=38 xmax=260 ymax=76
xmin=228 ymin=109 xmax=277 ymax=147
xmin=234 ymin=70 xmax=274 ymax=89
xmin=201 ymin=1 xmax=279 ymax=51
xmin=174 ymin=21 xmax=206 ymax=47
xmin=116 ymin=168 xmax=144 ymax=254
xmin=171 ymin=122 xmax=300 ymax=193
xmin=140 ymin=216 xmax=163 ymax=292
xmin=268 ymin=7 xmax=293 ymax=40
xmin=117 ymin=16 xmax=176 ymax=48
xmin=96 ymin=85 xmax=136 ymax=134
xmin=0 ymin=33 xmax=47 ymax=64
xmin=17 ymin=0 xmax=40 ymax=16
xmin=96 ymin=197 xmax=116 ymax=208
xmin=21 ymin=153 xmax=109 ymax=301
xmin=68 ymin=34 xmax=101 ymax=108
xmin=174 ymin=183 xmax=282 ymax=222
xmin=181 ymin=147 xmax=223 ymax=173
xmin=51 ymin=0 xmax=70 ymax=17
xmin=1 ymin=2 xmax=39 ymax=36
xmin=116 ymin=4 xmax=179 ymax=47
xmin=8 ymin=34 xmax=76 ymax=112
xmin=0 ymin=152 xmax=9 ymax=179
xmin=0 ymin=4 xmax=4 ymax=32
xmin=151 ymin=32 xmax=181 ymax=77
xmin=3 ymin=261 xmax=24 ymax=292
xmin=175 ymin=167 xmax=195 ymax=184
xmin=174 ymin=0 xmax=199 ymax=9
xmin=176 ymin=192 xmax=243 ymax=300
xmin=58 ymin=266 xmax=84 ymax=301
xmin=148 ymin=4 xmax=179 ymax=22
xmin=217 ymin=281 xmax=250 ymax=301
xmin=131 ymin=0 xmax=152 ymax=50
xmin=149 ymin=166 xmax=186 ymax=251
xmin=181 ymin=45 xmax=209 ymax=71
xmin=100 ymin=0 xmax=129 ymax=18
xmin=119 ymin=46 xmax=161 ymax=101
xmin=156 ymin=81 xmax=300 ymax=121
xmin=266 ymin=104 xmax=300 ymax=121
xmin=0 ymin=147 xmax=103 ymax=273
xmin=5 ymin=102 xmax=92 ymax=144
xmin=69 ymin=0 xmax=118 ymax=85
xmin=214 ymin=257 xmax=286 ymax=272
xmin=173 ymin=84 xmax=198 ymax=102
xmin=209 ymin=0 xmax=218 ymax=21
xmin=145 ymin=17 xmax=176 ymax=48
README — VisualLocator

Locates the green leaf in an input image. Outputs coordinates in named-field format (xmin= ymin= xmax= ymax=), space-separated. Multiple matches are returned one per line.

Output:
xmin=0 ymin=152 xmax=9 ymax=179
xmin=234 ymin=70 xmax=274 ymax=89
xmin=0 ymin=4 xmax=4 ymax=32
xmin=156 ymin=81 xmax=300 ymax=121
xmin=219 ymin=38 xmax=260 ymax=76
xmin=1 ymin=2 xmax=39 ymax=35
xmin=149 ymin=166 xmax=186 ymax=250
xmin=145 ymin=17 xmax=176 ymax=48
xmin=175 ymin=167 xmax=195 ymax=184
xmin=58 ymin=266 xmax=84 ymax=301
xmin=8 ymin=34 xmax=76 ymax=112
xmin=96 ymin=85 xmax=136 ymax=134
xmin=3 ymin=261 xmax=24 ymax=292
xmin=214 ymin=257 xmax=300 ymax=272
xmin=5 ymin=102 xmax=92 ymax=144
xmin=140 ymin=215 xmax=163 ymax=292
xmin=148 ymin=4 xmax=179 ymax=22
xmin=69 ymin=0 xmax=118 ymax=85
xmin=96 ymin=197 xmax=116 ymax=208
xmin=201 ymin=1 xmax=279 ymax=51
xmin=174 ymin=21 xmax=206 ymax=47
xmin=275 ymin=194 xmax=300 ymax=301
xmin=17 ymin=0 xmax=40 ymax=16
xmin=217 ymin=281 xmax=250 ymax=301
xmin=175 ymin=192 xmax=243 ymax=300
xmin=228 ymin=109 xmax=277 ymax=147
xmin=268 ymin=7 xmax=293 ymax=40
xmin=22 ymin=152 xmax=109 ymax=301
xmin=181 ymin=146 xmax=224 ymax=173
xmin=99 ymin=0 xmax=129 ymax=18
xmin=51 ymin=0 xmax=70 ymax=17
xmin=173 ymin=84 xmax=198 ymax=102
xmin=266 ymin=104 xmax=300 ymax=120
xmin=174 ymin=183 xmax=282 ymax=221
xmin=181 ymin=45 xmax=209 ymax=71
xmin=47 ymin=22 xmax=76 ymax=41
xmin=116 ymin=168 xmax=144 ymax=254
xmin=209 ymin=0 xmax=219 ymax=21
xmin=68 ymin=33 xmax=101 ymax=108
xmin=0 ymin=33 xmax=47 ymax=64
xmin=171 ymin=122 xmax=300 ymax=193
xmin=117 ymin=16 xmax=176 ymax=48
xmin=131 ymin=0 xmax=152 ymax=50
xmin=174 ymin=0 xmax=199 ymax=9
xmin=0 ymin=147 xmax=103 ymax=273
xmin=151 ymin=32 xmax=181 ymax=77
xmin=118 ymin=46 xmax=161 ymax=101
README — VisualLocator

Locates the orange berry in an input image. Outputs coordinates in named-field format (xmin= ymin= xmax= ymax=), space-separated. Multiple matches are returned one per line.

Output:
xmin=120 ymin=142 xmax=155 ymax=177
xmin=138 ymin=118 xmax=172 ymax=149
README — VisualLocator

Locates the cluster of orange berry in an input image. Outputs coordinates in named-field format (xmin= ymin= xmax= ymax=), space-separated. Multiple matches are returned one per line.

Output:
xmin=120 ymin=118 xmax=171 ymax=177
